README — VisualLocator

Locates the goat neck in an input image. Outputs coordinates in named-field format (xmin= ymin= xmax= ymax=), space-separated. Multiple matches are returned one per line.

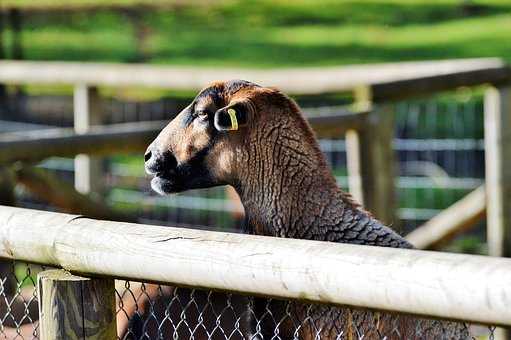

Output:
xmin=232 ymin=109 xmax=411 ymax=248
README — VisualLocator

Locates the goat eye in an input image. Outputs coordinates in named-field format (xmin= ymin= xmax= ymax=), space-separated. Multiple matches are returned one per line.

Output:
xmin=195 ymin=110 xmax=209 ymax=120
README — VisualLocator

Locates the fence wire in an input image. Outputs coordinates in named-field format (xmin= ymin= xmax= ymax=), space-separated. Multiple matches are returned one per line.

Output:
xmin=0 ymin=261 xmax=499 ymax=340
xmin=0 ymin=261 xmax=40 ymax=339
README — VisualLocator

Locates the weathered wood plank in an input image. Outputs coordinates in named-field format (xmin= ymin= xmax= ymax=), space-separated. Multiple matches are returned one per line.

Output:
xmin=308 ymin=111 xmax=368 ymax=138
xmin=15 ymin=166 xmax=132 ymax=222
xmin=372 ymin=67 xmax=511 ymax=102
xmin=345 ymin=129 xmax=365 ymax=206
xmin=0 ymin=121 xmax=161 ymax=163
xmin=484 ymin=86 xmax=511 ymax=258
xmin=0 ymin=167 xmax=16 ymax=297
xmin=38 ymin=269 xmax=117 ymax=340
xmin=346 ymin=98 xmax=396 ymax=226
xmin=0 ymin=59 xmax=507 ymax=97
xmin=1 ymin=205 xmax=510 ymax=326
xmin=0 ymin=167 xmax=15 ymax=207
xmin=405 ymin=186 xmax=486 ymax=250
xmin=74 ymin=85 xmax=103 ymax=195
xmin=482 ymin=87 xmax=511 ymax=340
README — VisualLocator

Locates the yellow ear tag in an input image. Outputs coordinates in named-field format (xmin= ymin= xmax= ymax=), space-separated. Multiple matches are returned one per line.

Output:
xmin=227 ymin=108 xmax=238 ymax=131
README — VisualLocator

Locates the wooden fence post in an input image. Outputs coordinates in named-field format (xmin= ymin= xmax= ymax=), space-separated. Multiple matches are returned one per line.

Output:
xmin=74 ymin=84 xmax=103 ymax=195
xmin=0 ymin=11 xmax=7 ymax=103
xmin=0 ymin=167 xmax=15 ymax=207
xmin=0 ymin=167 xmax=16 ymax=297
xmin=484 ymin=85 xmax=511 ymax=340
xmin=9 ymin=9 xmax=23 ymax=61
xmin=484 ymin=85 xmax=511 ymax=258
xmin=37 ymin=269 xmax=117 ymax=340
xmin=346 ymin=87 xmax=397 ymax=227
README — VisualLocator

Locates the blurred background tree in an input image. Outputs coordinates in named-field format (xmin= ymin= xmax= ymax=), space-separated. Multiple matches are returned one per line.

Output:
xmin=0 ymin=0 xmax=509 ymax=67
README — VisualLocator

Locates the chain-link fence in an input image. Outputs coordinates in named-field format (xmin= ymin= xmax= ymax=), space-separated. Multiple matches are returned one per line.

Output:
xmin=0 ymin=261 xmax=500 ymax=340
xmin=0 ymin=261 xmax=40 ymax=339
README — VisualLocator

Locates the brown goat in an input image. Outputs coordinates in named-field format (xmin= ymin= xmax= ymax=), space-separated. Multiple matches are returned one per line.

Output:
xmin=145 ymin=80 xmax=470 ymax=339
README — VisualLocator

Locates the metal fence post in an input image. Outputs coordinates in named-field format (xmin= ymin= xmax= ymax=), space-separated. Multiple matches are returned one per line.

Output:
xmin=346 ymin=86 xmax=397 ymax=227
xmin=74 ymin=84 xmax=103 ymax=195
xmin=37 ymin=269 xmax=117 ymax=340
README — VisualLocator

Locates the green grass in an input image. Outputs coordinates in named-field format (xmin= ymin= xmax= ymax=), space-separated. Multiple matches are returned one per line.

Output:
xmin=2 ymin=0 xmax=180 ymax=9
xmin=3 ymin=0 xmax=511 ymax=67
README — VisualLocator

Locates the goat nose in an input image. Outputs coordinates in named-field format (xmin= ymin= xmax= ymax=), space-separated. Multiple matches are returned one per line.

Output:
xmin=144 ymin=145 xmax=178 ymax=176
xmin=144 ymin=145 xmax=161 ymax=175
xmin=144 ymin=150 xmax=152 ymax=162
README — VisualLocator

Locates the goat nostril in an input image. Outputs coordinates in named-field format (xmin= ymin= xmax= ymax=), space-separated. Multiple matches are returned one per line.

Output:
xmin=168 ymin=153 xmax=178 ymax=169
xmin=144 ymin=151 xmax=152 ymax=162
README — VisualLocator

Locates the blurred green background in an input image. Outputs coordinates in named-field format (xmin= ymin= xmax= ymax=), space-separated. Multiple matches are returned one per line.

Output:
xmin=2 ymin=0 xmax=510 ymax=67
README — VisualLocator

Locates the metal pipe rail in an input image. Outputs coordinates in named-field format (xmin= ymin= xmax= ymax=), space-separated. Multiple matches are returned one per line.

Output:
xmin=0 ymin=205 xmax=509 ymax=326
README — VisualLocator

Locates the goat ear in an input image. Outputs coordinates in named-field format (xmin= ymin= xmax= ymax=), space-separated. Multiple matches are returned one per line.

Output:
xmin=214 ymin=102 xmax=249 ymax=131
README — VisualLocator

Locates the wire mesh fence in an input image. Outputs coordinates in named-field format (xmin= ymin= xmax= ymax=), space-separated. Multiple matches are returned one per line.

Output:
xmin=394 ymin=93 xmax=485 ymax=236
xmin=0 ymin=261 xmax=40 ymax=339
xmin=0 ymin=261 xmax=500 ymax=340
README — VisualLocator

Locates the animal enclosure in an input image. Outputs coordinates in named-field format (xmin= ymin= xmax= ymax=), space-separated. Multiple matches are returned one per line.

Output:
xmin=0 ymin=206 xmax=510 ymax=339
xmin=0 ymin=58 xmax=510 ymax=339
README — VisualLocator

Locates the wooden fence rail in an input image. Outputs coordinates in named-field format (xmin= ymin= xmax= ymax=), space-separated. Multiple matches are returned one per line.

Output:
xmin=0 ymin=112 xmax=366 ymax=164
xmin=0 ymin=121 xmax=161 ymax=163
xmin=0 ymin=205 xmax=510 ymax=327
xmin=2 ymin=58 xmax=509 ymax=227
xmin=0 ymin=59 xmax=508 ymax=98
xmin=406 ymin=186 xmax=486 ymax=249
